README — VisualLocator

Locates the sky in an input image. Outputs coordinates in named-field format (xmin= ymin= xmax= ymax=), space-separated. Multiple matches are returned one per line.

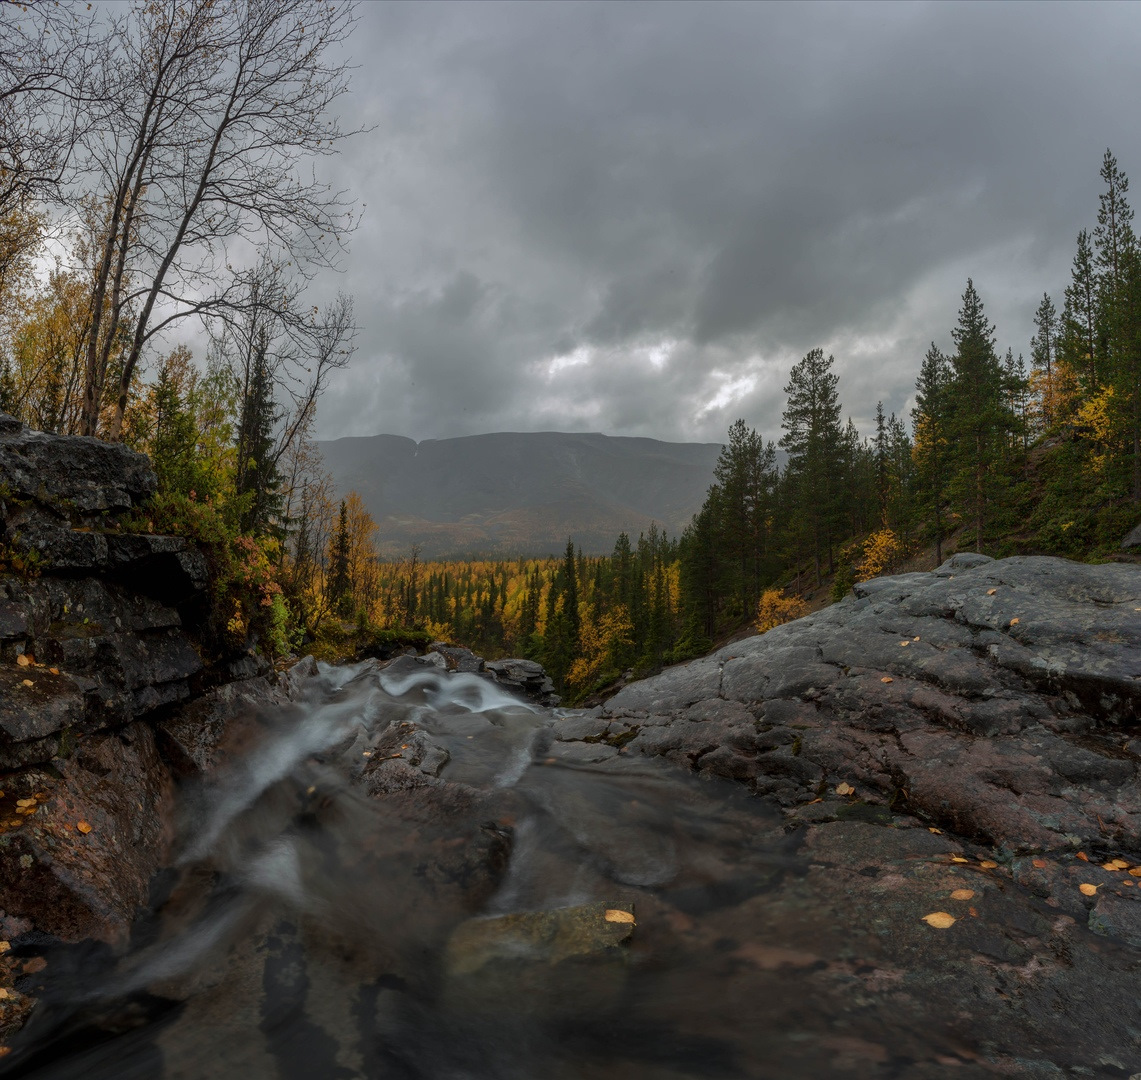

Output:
xmin=309 ymin=0 xmax=1141 ymax=446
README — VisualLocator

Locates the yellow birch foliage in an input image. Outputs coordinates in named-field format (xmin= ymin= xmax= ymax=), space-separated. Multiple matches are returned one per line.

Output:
xmin=568 ymin=604 xmax=634 ymax=689
xmin=755 ymin=590 xmax=808 ymax=633
xmin=857 ymin=527 xmax=900 ymax=582
xmin=1074 ymin=385 xmax=1120 ymax=476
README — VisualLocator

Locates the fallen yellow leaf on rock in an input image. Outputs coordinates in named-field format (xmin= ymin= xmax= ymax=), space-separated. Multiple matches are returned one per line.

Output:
xmin=928 ymin=827 xmax=942 ymax=834
xmin=1129 ymin=868 xmax=1141 ymax=877
xmin=969 ymin=906 xmax=979 ymax=917
xmin=15 ymin=655 xmax=30 ymax=667
xmin=881 ymin=676 xmax=893 ymax=683
xmin=899 ymin=641 xmax=910 ymax=647
xmin=21 ymin=680 xmax=32 ymax=688
xmin=921 ymin=912 xmax=956 ymax=928
xmin=979 ymin=860 xmax=998 ymax=868
xmin=1076 ymin=851 xmax=1089 ymax=862
xmin=913 ymin=636 xmax=920 ymax=641
xmin=76 ymin=821 xmax=92 ymax=834
xmin=1010 ymin=617 xmax=1020 ymax=625
xmin=836 ymin=782 xmax=855 ymax=796
xmin=604 ymin=909 xmax=635 ymax=924
xmin=950 ymin=856 xmax=969 ymax=864
xmin=1032 ymin=858 xmax=1047 ymax=869
xmin=1079 ymin=883 xmax=1099 ymax=896
xmin=0 ymin=941 xmax=9 ymax=954
xmin=0 ymin=989 xmax=8 ymax=999
xmin=1111 ymin=859 xmax=1130 ymax=869
xmin=987 ymin=588 xmax=997 ymax=596
xmin=48 ymin=667 xmax=59 ymax=675
xmin=1101 ymin=863 xmax=1120 ymax=872
xmin=15 ymin=799 xmax=34 ymax=808
xmin=950 ymin=889 xmax=975 ymax=901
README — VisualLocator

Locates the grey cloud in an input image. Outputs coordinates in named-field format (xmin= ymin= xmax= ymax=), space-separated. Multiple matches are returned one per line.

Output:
xmin=311 ymin=0 xmax=1141 ymax=445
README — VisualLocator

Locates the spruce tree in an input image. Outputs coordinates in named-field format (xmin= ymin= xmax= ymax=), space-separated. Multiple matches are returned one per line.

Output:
xmin=1061 ymin=230 xmax=1099 ymax=389
xmin=912 ymin=342 xmax=951 ymax=564
xmin=1031 ymin=293 xmax=1058 ymax=429
xmin=779 ymin=347 xmax=843 ymax=586
xmin=235 ymin=329 xmax=282 ymax=536
xmin=946 ymin=279 xmax=1010 ymax=552
xmin=328 ymin=499 xmax=351 ymax=617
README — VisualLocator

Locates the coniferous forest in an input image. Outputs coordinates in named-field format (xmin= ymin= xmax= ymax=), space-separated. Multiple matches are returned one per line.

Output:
xmin=2 ymin=84 xmax=1138 ymax=698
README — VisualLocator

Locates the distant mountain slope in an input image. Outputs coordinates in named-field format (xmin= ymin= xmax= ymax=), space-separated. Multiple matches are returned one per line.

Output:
xmin=315 ymin=431 xmax=723 ymax=557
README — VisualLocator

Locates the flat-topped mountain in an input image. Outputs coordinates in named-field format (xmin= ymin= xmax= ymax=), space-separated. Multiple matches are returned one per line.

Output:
xmin=315 ymin=431 xmax=723 ymax=557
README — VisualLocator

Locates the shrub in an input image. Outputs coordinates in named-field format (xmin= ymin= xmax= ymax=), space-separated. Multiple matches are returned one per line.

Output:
xmin=755 ymin=589 xmax=808 ymax=633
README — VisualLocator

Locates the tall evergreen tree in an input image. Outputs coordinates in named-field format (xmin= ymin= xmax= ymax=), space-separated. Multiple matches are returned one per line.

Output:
xmin=1031 ymin=293 xmax=1059 ymax=429
xmin=234 ymin=328 xmax=282 ymax=536
xmin=912 ymin=342 xmax=952 ymax=564
xmin=779 ymin=347 xmax=843 ymax=586
xmin=946 ymin=279 xmax=1011 ymax=552
xmin=327 ymin=499 xmax=351 ymax=617
xmin=1060 ymin=229 xmax=1099 ymax=389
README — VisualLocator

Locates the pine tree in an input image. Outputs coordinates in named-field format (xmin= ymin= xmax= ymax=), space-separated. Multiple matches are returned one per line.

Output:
xmin=873 ymin=401 xmax=889 ymax=522
xmin=946 ymin=280 xmax=1010 ymax=552
xmin=150 ymin=364 xmax=199 ymax=496
xmin=327 ymin=499 xmax=351 ymax=617
xmin=1031 ymin=293 xmax=1059 ymax=429
xmin=779 ymin=347 xmax=844 ymax=586
xmin=912 ymin=342 xmax=952 ymax=564
xmin=712 ymin=418 xmax=779 ymax=613
xmin=1061 ymin=229 xmax=1099 ymax=389
xmin=1093 ymin=151 xmax=1141 ymax=501
xmin=234 ymin=329 xmax=282 ymax=536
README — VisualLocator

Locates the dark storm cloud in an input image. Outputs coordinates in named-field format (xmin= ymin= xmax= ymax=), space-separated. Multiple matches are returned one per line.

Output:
xmin=315 ymin=0 xmax=1141 ymax=444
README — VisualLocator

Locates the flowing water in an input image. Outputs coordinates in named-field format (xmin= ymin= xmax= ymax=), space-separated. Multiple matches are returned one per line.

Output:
xmin=0 ymin=660 xmax=1135 ymax=1079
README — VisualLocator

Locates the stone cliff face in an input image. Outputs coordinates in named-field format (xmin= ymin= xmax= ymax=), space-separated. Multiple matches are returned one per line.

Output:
xmin=0 ymin=414 xmax=228 ymax=944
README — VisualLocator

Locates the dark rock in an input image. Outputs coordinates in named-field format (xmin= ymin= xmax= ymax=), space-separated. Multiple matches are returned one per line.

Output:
xmin=0 ymin=420 xmax=155 ymax=521
xmin=0 ymin=721 xmax=171 ymax=944
xmin=428 ymin=642 xmax=485 ymax=673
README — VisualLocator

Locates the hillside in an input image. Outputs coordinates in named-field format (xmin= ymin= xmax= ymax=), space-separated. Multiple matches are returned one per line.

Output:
xmin=315 ymin=431 xmax=723 ymax=557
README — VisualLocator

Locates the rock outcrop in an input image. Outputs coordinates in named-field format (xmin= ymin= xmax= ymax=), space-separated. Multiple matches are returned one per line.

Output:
xmin=592 ymin=552 xmax=1141 ymax=857
xmin=0 ymin=414 xmax=224 ymax=945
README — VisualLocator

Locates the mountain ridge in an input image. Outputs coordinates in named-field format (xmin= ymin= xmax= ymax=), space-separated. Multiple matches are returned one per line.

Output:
xmin=315 ymin=430 xmax=724 ymax=557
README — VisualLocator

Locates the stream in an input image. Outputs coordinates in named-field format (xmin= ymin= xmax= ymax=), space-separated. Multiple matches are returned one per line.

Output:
xmin=0 ymin=659 xmax=1136 ymax=1079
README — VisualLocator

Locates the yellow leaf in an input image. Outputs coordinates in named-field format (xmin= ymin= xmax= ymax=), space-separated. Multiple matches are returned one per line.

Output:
xmin=1032 ymin=858 xmax=1048 ymax=869
xmin=49 ymin=667 xmax=59 ymax=675
xmin=604 ymin=909 xmax=635 ymax=924
xmin=15 ymin=654 xmax=30 ymax=667
xmin=921 ymin=912 xmax=956 ymax=928
xmin=1076 ymin=851 xmax=1089 ymax=862
xmin=986 ymin=588 xmax=997 ymax=596
xmin=979 ymin=860 xmax=998 ymax=869
xmin=1101 ymin=863 xmax=1119 ymax=872
xmin=15 ymin=799 xmax=34 ymax=808
xmin=1079 ymin=883 xmax=1099 ymax=896
xmin=899 ymin=640 xmax=910 ymax=647
xmin=76 ymin=821 xmax=92 ymax=834
xmin=928 ymin=827 xmax=942 ymax=834
xmin=950 ymin=889 xmax=975 ymax=901
xmin=950 ymin=856 xmax=969 ymax=864
xmin=1010 ymin=617 xmax=1020 ymax=626
xmin=880 ymin=676 xmax=893 ymax=684
xmin=913 ymin=636 xmax=920 ymax=641
xmin=1128 ymin=868 xmax=1141 ymax=877
xmin=835 ymin=782 xmax=855 ymax=796
xmin=1111 ymin=859 xmax=1129 ymax=869
xmin=21 ymin=680 xmax=32 ymax=688
xmin=0 ymin=988 xmax=8 ymax=999
xmin=0 ymin=941 xmax=9 ymax=953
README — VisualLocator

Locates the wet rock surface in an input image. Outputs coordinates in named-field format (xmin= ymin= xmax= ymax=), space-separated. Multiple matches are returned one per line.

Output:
xmin=5 ymin=553 xmax=1141 ymax=1076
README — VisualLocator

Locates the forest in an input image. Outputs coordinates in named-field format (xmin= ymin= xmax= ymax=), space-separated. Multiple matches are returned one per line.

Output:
xmin=1 ymin=1 xmax=1138 ymax=701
